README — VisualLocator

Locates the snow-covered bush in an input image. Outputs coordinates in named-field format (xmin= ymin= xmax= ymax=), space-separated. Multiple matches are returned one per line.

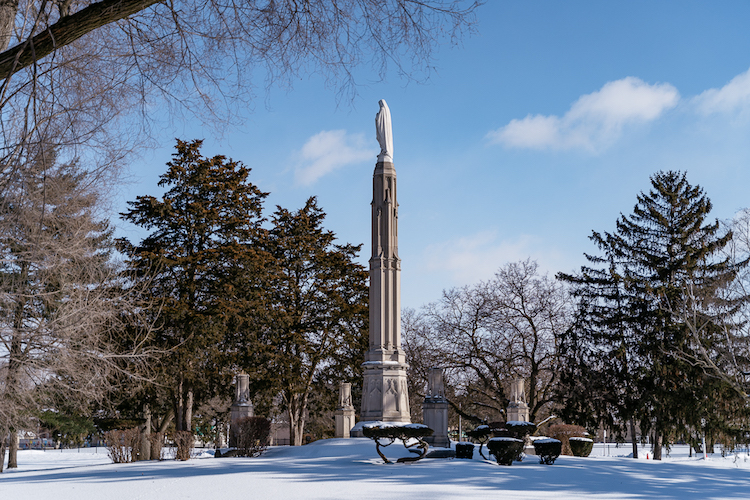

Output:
xmin=569 ymin=437 xmax=594 ymax=457
xmin=533 ymin=438 xmax=562 ymax=464
xmin=466 ymin=425 xmax=501 ymax=460
xmin=455 ymin=442 xmax=475 ymax=459
xmin=486 ymin=437 xmax=524 ymax=466
xmin=236 ymin=417 xmax=271 ymax=457
xmin=505 ymin=421 xmax=537 ymax=440
xmin=362 ymin=423 xmax=434 ymax=463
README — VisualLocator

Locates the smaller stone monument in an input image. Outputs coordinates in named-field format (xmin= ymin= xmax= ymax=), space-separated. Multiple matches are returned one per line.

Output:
xmin=422 ymin=367 xmax=450 ymax=448
xmin=506 ymin=377 xmax=529 ymax=422
xmin=334 ymin=382 xmax=356 ymax=438
xmin=229 ymin=373 xmax=254 ymax=448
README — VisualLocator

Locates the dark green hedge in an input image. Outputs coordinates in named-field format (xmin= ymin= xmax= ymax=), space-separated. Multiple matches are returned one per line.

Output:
xmin=569 ymin=437 xmax=594 ymax=457
xmin=487 ymin=438 xmax=524 ymax=466
xmin=533 ymin=438 xmax=562 ymax=465
xmin=455 ymin=443 xmax=474 ymax=459
xmin=362 ymin=424 xmax=434 ymax=440
xmin=505 ymin=421 xmax=537 ymax=440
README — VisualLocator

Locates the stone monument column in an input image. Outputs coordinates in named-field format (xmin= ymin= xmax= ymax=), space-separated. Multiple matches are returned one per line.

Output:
xmin=334 ymin=383 xmax=356 ymax=438
xmin=360 ymin=99 xmax=411 ymax=424
xmin=506 ymin=377 xmax=529 ymax=422
xmin=422 ymin=367 xmax=450 ymax=448
xmin=229 ymin=373 xmax=254 ymax=447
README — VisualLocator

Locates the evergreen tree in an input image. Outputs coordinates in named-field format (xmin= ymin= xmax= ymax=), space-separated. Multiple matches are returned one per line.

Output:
xmin=121 ymin=139 xmax=269 ymax=432
xmin=558 ymin=171 xmax=748 ymax=459
xmin=244 ymin=197 xmax=368 ymax=446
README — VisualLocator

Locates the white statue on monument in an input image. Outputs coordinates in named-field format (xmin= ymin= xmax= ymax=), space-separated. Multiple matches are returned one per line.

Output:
xmin=376 ymin=99 xmax=393 ymax=163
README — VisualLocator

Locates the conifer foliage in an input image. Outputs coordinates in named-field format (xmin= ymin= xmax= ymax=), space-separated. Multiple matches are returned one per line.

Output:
xmin=122 ymin=142 xmax=368 ymax=445
xmin=253 ymin=198 xmax=368 ymax=446
xmin=122 ymin=139 xmax=269 ymax=432
xmin=558 ymin=171 xmax=749 ymax=459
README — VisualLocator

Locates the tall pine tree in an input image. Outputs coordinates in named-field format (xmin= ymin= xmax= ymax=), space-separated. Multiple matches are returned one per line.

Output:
xmin=559 ymin=171 xmax=748 ymax=459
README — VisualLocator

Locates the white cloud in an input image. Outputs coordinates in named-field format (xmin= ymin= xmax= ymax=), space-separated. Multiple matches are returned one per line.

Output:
xmin=694 ymin=67 xmax=750 ymax=115
xmin=488 ymin=77 xmax=680 ymax=151
xmin=420 ymin=230 xmax=565 ymax=287
xmin=294 ymin=130 xmax=375 ymax=185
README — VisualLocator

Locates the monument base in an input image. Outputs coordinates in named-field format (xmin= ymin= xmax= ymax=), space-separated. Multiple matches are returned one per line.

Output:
xmin=423 ymin=398 xmax=450 ymax=448
xmin=334 ymin=408 xmax=356 ymax=438
xmin=229 ymin=402 xmax=254 ymax=448
xmin=359 ymin=359 xmax=411 ymax=424
xmin=507 ymin=402 xmax=529 ymax=422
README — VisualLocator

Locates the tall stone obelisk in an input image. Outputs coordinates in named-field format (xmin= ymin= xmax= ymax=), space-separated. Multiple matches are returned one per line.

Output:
xmin=360 ymin=100 xmax=411 ymax=424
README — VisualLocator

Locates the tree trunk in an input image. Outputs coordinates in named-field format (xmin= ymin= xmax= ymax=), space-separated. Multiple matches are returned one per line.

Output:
xmin=291 ymin=416 xmax=306 ymax=447
xmin=288 ymin=393 xmax=308 ymax=446
xmin=288 ymin=409 xmax=299 ymax=447
xmin=184 ymin=387 xmax=194 ymax=432
xmin=0 ymin=0 xmax=19 ymax=52
xmin=157 ymin=410 xmax=174 ymax=434
xmin=653 ymin=431 xmax=662 ymax=461
xmin=7 ymin=430 xmax=18 ymax=468
xmin=139 ymin=405 xmax=151 ymax=461
xmin=630 ymin=419 xmax=638 ymax=459
xmin=5 ymin=283 xmax=24 ymax=467
xmin=0 ymin=0 xmax=160 ymax=80
xmin=5 ymin=264 xmax=27 ymax=471
xmin=175 ymin=377 xmax=184 ymax=432
xmin=0 ymin=429 xmax=6 ymax=472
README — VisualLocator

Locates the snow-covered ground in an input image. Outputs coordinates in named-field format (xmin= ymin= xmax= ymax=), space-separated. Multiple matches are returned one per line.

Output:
xmin=2 ymin=440 xmax=750 ymax=500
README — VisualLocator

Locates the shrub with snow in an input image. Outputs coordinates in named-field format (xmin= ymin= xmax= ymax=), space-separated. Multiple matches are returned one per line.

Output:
xmin=534 ymin=438 xmax=562 ymax=465
xmin=150 ymin=432 xmax=164 ymax=460
xmin=104 ymin=429 xmax=140 ymax=464
xmin=362 ymin=423 xmax=434 ymax=463
xmin=569 ymin=437 xmax=594 ymax=457
xmin=486 ymin=437 xmax=524 ymax=466
xmin=505 ymin=421 xmax=537 ymax=440
xmin=466 ymin=424 xmax=502 ymax=460
xmin=173 ymin=431 xmax=193 ymax=461
xmin=236 ymin=417 xmax=271 ymax=457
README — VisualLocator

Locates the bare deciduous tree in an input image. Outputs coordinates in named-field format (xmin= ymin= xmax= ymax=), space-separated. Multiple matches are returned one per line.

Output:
xmin=403 ymin=260 xmax=571 ymax=425
xmin=0 ymin=0 xmax=483 ymax=207
xmin=0 ymin=147 xmax=154 ymax=472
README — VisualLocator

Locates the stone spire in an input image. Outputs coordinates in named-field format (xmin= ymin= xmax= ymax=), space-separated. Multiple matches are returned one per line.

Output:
xmin=360 ymin=99 xmax=410 ymax=423
xmin=506 ymin=377 xmax=529 ymax=422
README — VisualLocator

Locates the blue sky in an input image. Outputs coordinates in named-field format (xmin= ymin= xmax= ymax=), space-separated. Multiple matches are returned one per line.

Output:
xmin=116 ymin=1 xmax=750 ymax=310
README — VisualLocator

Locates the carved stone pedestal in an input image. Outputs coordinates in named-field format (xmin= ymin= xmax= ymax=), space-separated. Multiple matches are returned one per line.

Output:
xmin=335 ymin=383 xmax=356 ymax=438
xmin=229 ymin=373 xmax=254 ymax=448
xmin=422 ymin=368 xmax=450 ymax=448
